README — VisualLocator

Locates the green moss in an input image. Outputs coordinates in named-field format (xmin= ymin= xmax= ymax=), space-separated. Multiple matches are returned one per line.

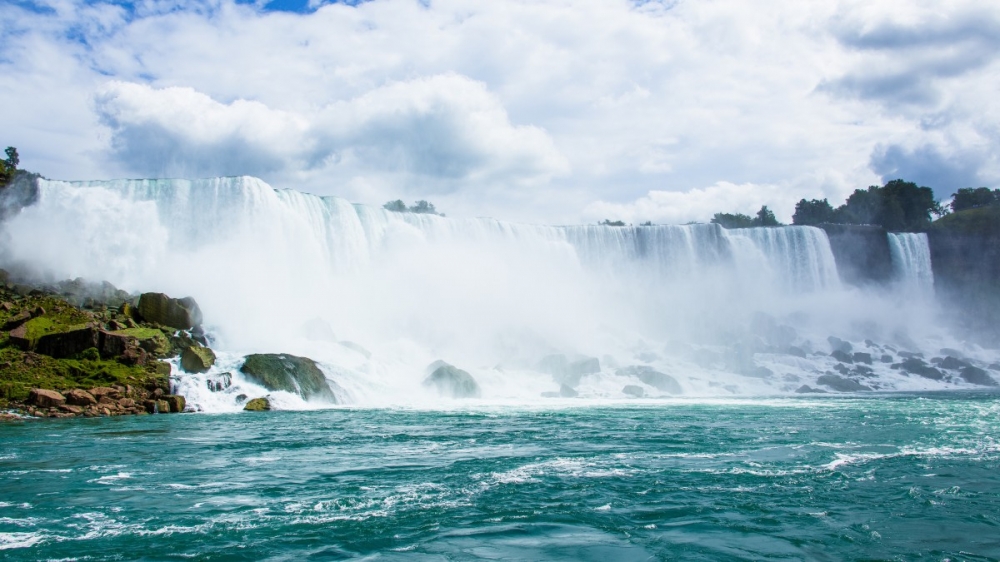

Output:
xmin=0 ymin=347 xmax=165 ymax=405
xmin=114 ymin=327 xmax=171 ymax=356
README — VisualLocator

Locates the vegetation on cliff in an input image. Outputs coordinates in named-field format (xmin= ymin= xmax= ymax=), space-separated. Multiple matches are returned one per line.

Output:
xmin=712 ymin=206 xmax=781 ymax=229
xmin=792 ymin=179 xmax=943 ymax=231
xmin=383 ymin=199 xmax=444 ymax=216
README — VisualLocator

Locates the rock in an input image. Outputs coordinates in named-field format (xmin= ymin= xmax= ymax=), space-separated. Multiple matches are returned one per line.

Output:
xmin=827 ymin=336 xmax=852 ymax=354
xmin=97 ymin=329 xmax=134 ymax=359
xmin=29 ymin=388 xmax=66 ymax=408
xmin=65 ymin=389 xmax=97 ymax=406
xmin=795 ymin=385 xmax=827 ymax=393
xmin=2 ymin=310 xmax=32 ymax=330
xmin=35 ymin=327 xmax=100 ymax=359
xmin=89 ymin=386 xmax=122 ymax=400
xmin=136 ymin=292 xmax=203 ymax=330
xmin=831 ymin=350 xmax=854 ymax=364
xmin=900 ymin=358 xmax=944 ymax=380
xmin=58 ymin=404 xmax=83 ymax=415
xmin=423 ymin=363 xmax=481 ymax=398
xmin=622 ymin=385 xmax=645 ymax=398
xmin=143 ymin=400 xmax=157 ymax=414
xmin=880 ymin=354 xmax=893 ymax=363
xmin=180 ymin=345 xmax=216 ymax=373
xmin=559 ymin=384 xmax=578 ymax=398
xmin=834 ymin=364 xmax=851 ymax=375
xmin=898 ymin=351 xmax=923 ymax=359
xmin=244 ymin=397 xmax=271 ymax=411
xmin=816 ymin=374 xmax=870 ymax=392
xmin=8 ymin=324 xmax=30 ymax=350
xmin=938 ymin=356 xmax=969 ymax=370
xmin=154 ymin=400 xmax=170 ymax=414
xmin=162 ymin=395 xmax=186 ymax=413
xmin=119 ymin=398 xmax=135 ymax=409
xmin=852 ymin=352 xmax=872 ymax=365
xmin=960 ymin=366 xmax=998 ymax=386
xmin=785 ymin=346 xmax=808 ymax=358
xmin=617 ymin=366 xmax=682 ymax=394
xmin=240 ymin=353 xmax=338 ymax=402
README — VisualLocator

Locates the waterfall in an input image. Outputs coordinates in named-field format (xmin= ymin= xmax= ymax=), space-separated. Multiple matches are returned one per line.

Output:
xmin=5 ymin=175 xmax=965 ymax=404
xmin=887 ymin=232 xmax=934 ymax=292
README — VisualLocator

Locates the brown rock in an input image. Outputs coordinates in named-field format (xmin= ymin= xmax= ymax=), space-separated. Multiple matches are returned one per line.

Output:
xmin=101 ymin=407 xmax=112 ymax=416
xmin=32 ymin=306 xmax=45 ymax=317
xmin=143 ymin=400 xmax=157 ymax=414
xmin=29 ymin=388 xmax=66 ymax=408
xmin=2 ymin=310 xmax=32 ymax=330
xmin=155 ymin=399 xmax=170 ymax=414
xmin=58 ymin=404 xmax=83 ymax=415
xmin=119 ymin=347 xmax=148 ymax=366
xmin=8 ymin=324 xmax=30 ymax=350
xmin=0 ymin=302 xmax=11 ymax=312
xmin=137 ymin=293 xmax=203 ymax=330
xmin=119 ymin=398 xmax=135 ymax=408
xmin=162 ymin=395 xmax=186 ymax=413
xmin=65 ymin=389 xmax=97 ymax=406
xmin=97 ymin=330 xmax=135 ymax=359
xmin=90 ymin=386 xmax=121 ymax=400
xmin=151 ymin=388 xmax=164 ymax=399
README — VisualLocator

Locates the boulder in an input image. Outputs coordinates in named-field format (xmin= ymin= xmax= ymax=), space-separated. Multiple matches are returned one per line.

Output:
xmin=880 ymin=354 xmax=894 ymax=363
xmin=852 ymin=352 xmax=872 ymax=365
xmin=2 ymin=310 xmax=31 ymax=330
xmin=938 ymin=356 xmax=969 ymax=370
xmin=831 ymin=350 xmax=854 ymax=364
xmin=622 ymin=385 xmax=645 ymax=398
xmin=240 ymin=353 xmax=338 ymax=403
xmin=558 ymin=384 xmax=578 ymax=398
xmin=8 ymin=324 xmax=30 ymax=350
xmin=35 ymin=327 xmax=99 ymax=358
xmin=816 ymin=374 xmax=871 ymax=392
xmin=827 ymin=336 xmax=852 ymax=354
xmin=900 ymin=358 xmax=944 ymax=380
xmin=155 ymin=399 xmax=171 ymax=414
xmin=244 ymin=397 xmax=271 ymax=411
xmin=89 ymin=387 xmax=122 ymax=400
xmin=617 ymin=366 xmax=682 ymax=394
xmin=207 ymin=372 xmax=233 ymax=392
xmin=795 ymin=385 xmax=827 ymax=394
xmin=180 ymin=345 xmax=216 ymax=373
xmin=65 ymin=389 xmax=97 ymax=406
xmin=58 ymin=404 xmax=83 ymax=415
xmin=162 ymin=394 xmax=186 ymax=413
xmin=423 ymin=363 xmax=481 ymax=398
xmin=960 ymin=366 xmax=998 ymax=387
xmin=97 ymin=330 xmax=134 ymax=359
xmin=29 ymin=388 xmax=65 ymax=408
xmin=137 ymin=292 xmax=203 ymax=330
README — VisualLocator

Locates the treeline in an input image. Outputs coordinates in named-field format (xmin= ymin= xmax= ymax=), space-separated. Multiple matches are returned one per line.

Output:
xmin=0 ymin=147 xmax=19 ymax=187
xmin=711 ymin=206 xmax=780 ymax=229
xmin=382 ymin=200 xmax=444 ymax=216
xmin=792 ymin=179 xmax=943 ymax=231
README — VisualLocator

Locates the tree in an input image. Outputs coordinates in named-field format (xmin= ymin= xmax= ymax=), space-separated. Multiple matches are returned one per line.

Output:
xmin=600 ymin=219 xmax=626 ymax=226
xmin=756 ymin=205 xmax=779 ymax=226
xmin=792 ymin=198 xmax=835 ymax=225
xmin=409 ymin=200 xmax=437 ymax=214
xmin=830 ymin=180 xmax=942 ymax=231
xmin=951 ymin=187 xmax=999 ymax=212
xmin=383 ymin=200 xmax=407 ymax=212
xmin=0 ymin=146 xmax=18 ymax=187
xmin=711 ymin=212 xmax=756 ymax=229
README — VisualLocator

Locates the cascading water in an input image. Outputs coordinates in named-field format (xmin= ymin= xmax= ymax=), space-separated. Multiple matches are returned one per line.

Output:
xmin=0 ymin=176 xmax=989 ymax=407
xmin=887 ymin=232 xmax=934 ymax=293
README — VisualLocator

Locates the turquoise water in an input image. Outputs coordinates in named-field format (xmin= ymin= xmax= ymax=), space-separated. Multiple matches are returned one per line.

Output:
xmin=2 ymin=394 xmax=999 ymax=560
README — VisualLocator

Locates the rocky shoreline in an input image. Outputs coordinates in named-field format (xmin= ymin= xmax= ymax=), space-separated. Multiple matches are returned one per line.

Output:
xmin=0 ymin=269 xmax=213 ymax=421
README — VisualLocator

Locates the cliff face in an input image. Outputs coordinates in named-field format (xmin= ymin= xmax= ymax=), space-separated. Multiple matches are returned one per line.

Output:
xmin=927 ymin=206 xmax=1000 ymax=341
xmin=818 ymin=224 xmax=893 ymax=286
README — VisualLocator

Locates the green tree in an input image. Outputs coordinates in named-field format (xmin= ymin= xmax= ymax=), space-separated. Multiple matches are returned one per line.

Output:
xmin=382 ymin=200 xmax=407 ymax=212
xmin=711 ymin=212 xmax=756 ymax=229
xmin=409 ymin=200 xmax=438 ymax=214
xmin=0 ymin=146 xmax=17 ymax=186
xmin=756 ymin=205 xmax=779 ymax=226
xmin=792 ymin=198 xmax=835 ymax=225
xmin=600 ymin=219 xmax=626 ymax=226
xmin=951 ymin=187 xmax=999 ymax=212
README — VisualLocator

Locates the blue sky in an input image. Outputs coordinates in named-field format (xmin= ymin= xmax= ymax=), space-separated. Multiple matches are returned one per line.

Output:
xmin=1 ymin=0 xmax=997 ymax=224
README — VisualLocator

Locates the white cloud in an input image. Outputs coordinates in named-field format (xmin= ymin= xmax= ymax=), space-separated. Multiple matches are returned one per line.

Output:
xmin=1 ymin=0 xmax=998 ymax=223
xmin=582 ymin=182 xmax=792 ymax=225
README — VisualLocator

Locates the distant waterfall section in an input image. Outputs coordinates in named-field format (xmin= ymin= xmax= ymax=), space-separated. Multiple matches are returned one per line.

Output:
xmin=887 ymin=232 xmax=934 ymax=292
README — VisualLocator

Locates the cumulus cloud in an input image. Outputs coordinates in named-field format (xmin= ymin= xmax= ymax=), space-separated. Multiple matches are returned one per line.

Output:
xmin=94 ymin=75 xmax=567 ymax=188
xmin=870 ymin=143 xmax=989 ymax=196
xmin=582 ymin=182 xmax=792 ymax=225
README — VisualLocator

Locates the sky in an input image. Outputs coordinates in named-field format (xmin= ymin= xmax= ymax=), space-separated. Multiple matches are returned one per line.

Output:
xmin=1 ymin=0 xmax=998 ymax=224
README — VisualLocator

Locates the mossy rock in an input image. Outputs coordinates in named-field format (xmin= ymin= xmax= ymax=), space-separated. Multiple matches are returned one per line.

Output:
xmin=180 ymin=345 xmax=216 ymax=373
xmin=244 ymin=397 xmax=271 ymax=411
xmin=423 ymin=363 xmax=480 ymax=398
xmin=115 ymin=328 xmax=170 ymax=356
xmin=240 ymin=354 xmax=337 ymax=403
xmin=137 ymin=293 xmax=202 ymax=330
